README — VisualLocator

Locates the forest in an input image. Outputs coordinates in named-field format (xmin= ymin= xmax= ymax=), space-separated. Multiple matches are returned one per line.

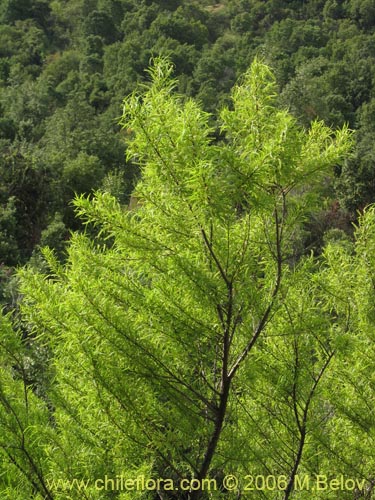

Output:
xmin=1 ymin=0 xmax=375 ymax=498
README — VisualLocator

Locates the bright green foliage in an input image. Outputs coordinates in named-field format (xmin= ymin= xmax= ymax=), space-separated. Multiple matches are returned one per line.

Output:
xmin=0 ymin=59 xmax=356 ymax=499
xmin=309 ymin=206 xmax=375 ymax=497
xmin=0 ymin=314 xmax=54 ymax=499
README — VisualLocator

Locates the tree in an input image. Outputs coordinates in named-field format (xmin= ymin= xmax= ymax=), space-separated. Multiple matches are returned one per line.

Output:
xmin=1 ymin=58 xmax=352 ymax=499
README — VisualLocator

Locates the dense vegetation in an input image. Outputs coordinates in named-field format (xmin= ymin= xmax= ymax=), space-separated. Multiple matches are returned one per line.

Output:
xmin=0 ymin=57 xmax=366 ymax=500
xmin=1 ymin=0 xmax=375 ymax=498
xmin=1 ymin=0 xmax=375 ymax=275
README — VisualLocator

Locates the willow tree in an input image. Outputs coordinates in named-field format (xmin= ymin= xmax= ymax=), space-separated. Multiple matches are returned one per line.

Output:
xmin=3 ymin=58 xmax=352 ymax=499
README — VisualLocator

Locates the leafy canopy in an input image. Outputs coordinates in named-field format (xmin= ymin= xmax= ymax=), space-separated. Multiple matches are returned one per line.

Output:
xmin=0 ymin=58 xmax=355 ymax=499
